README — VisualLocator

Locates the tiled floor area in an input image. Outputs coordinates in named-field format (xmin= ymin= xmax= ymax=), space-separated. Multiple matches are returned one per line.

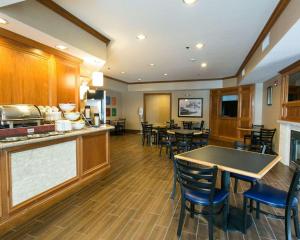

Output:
xmin=1 ymin=134 xmax=297 ymax=240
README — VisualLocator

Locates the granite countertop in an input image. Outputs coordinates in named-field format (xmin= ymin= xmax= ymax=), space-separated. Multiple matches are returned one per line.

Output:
xmin=0 ymin=125 xmax=115 ymax=149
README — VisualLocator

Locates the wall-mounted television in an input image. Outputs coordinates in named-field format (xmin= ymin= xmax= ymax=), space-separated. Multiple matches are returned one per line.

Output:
xmin=221 ymin=95 xmax=238 ymax=117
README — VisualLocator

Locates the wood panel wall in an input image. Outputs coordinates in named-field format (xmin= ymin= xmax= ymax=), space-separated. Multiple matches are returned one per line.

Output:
xmin=0 ymin=28 xmax=81 ymax=107
xmin=210 ymin=85 xmax=254 ymax=142
xmin=280 ymin=60 xmax=300 ymax=122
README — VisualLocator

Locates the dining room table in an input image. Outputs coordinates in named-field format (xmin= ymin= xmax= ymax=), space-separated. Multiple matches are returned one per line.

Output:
xmin=175 ymin=145 xmax=281 ymax=232
xmin=167 ymin=129 xmax=202 ymax=135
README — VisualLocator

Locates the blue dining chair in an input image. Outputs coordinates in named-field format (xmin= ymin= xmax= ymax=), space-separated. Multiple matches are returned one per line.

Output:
xmin=242 ymin=167 xmax=300 ymax=240
xmin=176 ymin=160 xmax=229 ymax=240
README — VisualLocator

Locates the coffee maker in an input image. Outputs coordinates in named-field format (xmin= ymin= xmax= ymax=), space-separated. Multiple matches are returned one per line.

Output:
xmin=84 ymin=89 xmax=106 ymax=125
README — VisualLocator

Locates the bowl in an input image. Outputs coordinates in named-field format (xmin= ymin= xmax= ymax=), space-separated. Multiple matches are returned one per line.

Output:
xmin=71 ymin=121 xmax=85 ymax=130
xmin=45 ymin=112 xmax=62 ymax=121
xmin=64 ymin=112 xmax=80 ymax=121
xmin=55 ymin=120 xmax=72 ymax=132
xmin=59 ymin=103 xmax=76 ymax=112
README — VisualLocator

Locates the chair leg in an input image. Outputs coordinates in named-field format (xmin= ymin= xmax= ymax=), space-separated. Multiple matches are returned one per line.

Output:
xmin=285 ymin=208 xmax=292 ymax=240
xmin=293 ymin=206 xmax=300 ymax=238
xmin=171 ymin=163 xmax=176 ymax=199
xmin=159 ymin=145 xmax=162 ymax=156
xmin=190 ymin=203 xmax=195 ymax=218
xmin=223 ymin=199 xmax=229 ymax=232
xmin=208 ymin=206 xmax=214 ymax=240
xmin=243 ymin=197 xmax=249 ymax=235
xmin=256 ymin=202 xmax=260 ymax=219
xmin=250 ymin=200 xmax=254 ymax=213
xmin=177 ymin=197 xmax=186 ymax=238
xmin=234 ymin=179 xmax=238 ymax=193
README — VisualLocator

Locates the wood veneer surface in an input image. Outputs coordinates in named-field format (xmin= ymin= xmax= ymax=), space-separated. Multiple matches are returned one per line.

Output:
xmin=1 ymin=134 xmax=297 ymax=239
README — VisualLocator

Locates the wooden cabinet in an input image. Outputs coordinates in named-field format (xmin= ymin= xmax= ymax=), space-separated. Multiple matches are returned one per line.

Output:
xmin=82 ymin=132 xmax=109 ymax=176
xmin=0 ymin=29 xmax=81 ymax=106
xmin=210 ymin=85 xmax=254 ymax=142
xmin=280 ymin=60 xmax=300 ymax=122
xmin=56 ymin=58 xmax=79 ymax=107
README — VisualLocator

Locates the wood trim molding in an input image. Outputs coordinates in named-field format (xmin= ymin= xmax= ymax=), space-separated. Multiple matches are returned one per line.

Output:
xmin=279 ymin=59 xmax=300 ymax=74
xmin=0 ymin=27 xmax=82 ymax=64
xmin=104 ymin=75 xmax=128 ymax=84
xmin=36 ymin=0 xmax=110 ymax=45
xmin=236 ymin=0 xmax=291 ymax=77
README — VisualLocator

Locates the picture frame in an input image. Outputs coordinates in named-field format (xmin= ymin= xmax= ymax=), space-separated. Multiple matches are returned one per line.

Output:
xmin=112 ymin=108 xmax=117 ymax=117
xmin=267 ymin=86 xmax=272 ymax=106
xmin=178 ymin=98 xmax=203 ymax=117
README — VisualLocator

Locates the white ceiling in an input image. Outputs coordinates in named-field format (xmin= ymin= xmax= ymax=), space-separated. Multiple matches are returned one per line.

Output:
xmin=242 ymin=19 xmax=300 ymax=85
xmin=53 ymin=0 xmax=279 ymax=83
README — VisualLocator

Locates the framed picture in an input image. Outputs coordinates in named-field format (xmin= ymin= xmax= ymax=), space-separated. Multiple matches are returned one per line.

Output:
xmin=111 ymin=97 xmax=117 ymax=106
xmin=106 ymin=96 xmax=111 ymax=105
xmin=267 ymin=86 xmax=272 ymax=106
xmin=112 ymin=108 xmax=117 ymax=117
xmin=178 ymin=98 xmax=203 ymax=117
xmin=106 ymin=108 xmax=111 ymax=117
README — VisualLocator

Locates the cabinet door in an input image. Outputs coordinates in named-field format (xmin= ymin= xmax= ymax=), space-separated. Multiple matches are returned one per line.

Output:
xmin=56 ymin=58 xmax=79 ymax=106
xmin=0 ymin=46 xmax=14 ymax=104
xmin=16 ymin=52 xmax=49 ymax=105
xmin=82 ymin=132 xmax=109 ymax=176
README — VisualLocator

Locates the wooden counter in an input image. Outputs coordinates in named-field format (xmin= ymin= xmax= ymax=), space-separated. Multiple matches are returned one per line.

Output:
xmin=0 ymin=125 xmax=113 ymax=236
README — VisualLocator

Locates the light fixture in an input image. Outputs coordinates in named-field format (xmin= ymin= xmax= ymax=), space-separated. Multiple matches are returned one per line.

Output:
xmin=138 ymin=78 xmax=142 ymax=81
xmin=0 ymin=18 xmax=8 ymax=24
xmin=149 ymin=63 xmax=155 ymax=67
xmin=201 ymin=62 xmax=207 ymax=68
xmin=55 ymin=45 xmax=68 ymax=50
xmin=163 ymin=73 xmax=168 ymax=76
xmin=92 ymin=72 xmax=104 ymax=87
xmin=196 ymin=42 xmax=204 ymax=49
xmin=183 ymin=0 xmax=198 ymax=5
xmin=136 ymin=34 xmax=146 ymax=40
xmin=121 ymin=71 xmax=125 ymax=74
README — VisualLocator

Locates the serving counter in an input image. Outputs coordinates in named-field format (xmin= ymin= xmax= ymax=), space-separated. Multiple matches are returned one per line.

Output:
xmin=0 ymin=125 xmax=114 ymax=235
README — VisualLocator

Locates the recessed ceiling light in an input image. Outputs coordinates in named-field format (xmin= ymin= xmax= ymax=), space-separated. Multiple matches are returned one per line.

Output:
xmin=138 ymin=78 xmax=142 ymax=81
xmin=149 ymin=63 xmax=155 ymax=67
xmin=163 ymin=73 xmax=168 ymax=76
xmin=0 ymin=18 xmax=8 ymax=24
xmin=136 ymin=34 xmax=146 ymax=40
xmin=196 ymin=42 xmax=204 ymax=49
xmin=121 ymin=71 xmax=125 ymax=74
xmin=201 ymin=62 xmax=207 ymax=68
xmin=183 ymin=0 xmax=198 ymax=5
xmin=190 ymin=58 xmax=197 ymax=62
xmin=55 ymin=45 xmax=68 ymax=50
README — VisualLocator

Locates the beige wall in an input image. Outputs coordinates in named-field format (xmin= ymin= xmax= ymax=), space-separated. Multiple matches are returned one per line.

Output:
xmin=122 ymin=90 xmax=210 ymax=130
xmin=262 ymin=75 xmax=281 ymax=153
xmin=106 ymin=90 xmax=123 ymax=121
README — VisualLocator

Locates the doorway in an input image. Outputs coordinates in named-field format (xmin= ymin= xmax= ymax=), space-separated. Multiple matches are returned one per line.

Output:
xmin=144 ymin=93 xmax=171 ymax=124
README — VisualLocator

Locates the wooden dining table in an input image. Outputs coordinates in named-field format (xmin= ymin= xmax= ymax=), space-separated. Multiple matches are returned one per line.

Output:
xmin=175 ymin=145 xmax=281 ymax=232
xmin=167 ymin=129 xmax=202 ymax=135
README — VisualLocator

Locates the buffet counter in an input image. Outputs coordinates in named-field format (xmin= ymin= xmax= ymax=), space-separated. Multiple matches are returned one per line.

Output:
xmin=0 ymin=125 xmax=114 ymax=235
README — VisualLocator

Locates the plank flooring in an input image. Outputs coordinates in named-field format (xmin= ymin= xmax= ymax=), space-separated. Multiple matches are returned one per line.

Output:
xmin=1 ymin=134 xmax=297 ymax=240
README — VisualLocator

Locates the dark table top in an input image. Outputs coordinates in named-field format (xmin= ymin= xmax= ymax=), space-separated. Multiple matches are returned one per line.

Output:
xmin=175 ymin=145 xmax=281 ymax=179
xmin=167 ymin=129 xmax=202 ymax=135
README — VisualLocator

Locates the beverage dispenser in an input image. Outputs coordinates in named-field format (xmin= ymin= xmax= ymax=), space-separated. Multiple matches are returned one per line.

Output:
xmin=85 ymin=89 xmax=106 ymax=126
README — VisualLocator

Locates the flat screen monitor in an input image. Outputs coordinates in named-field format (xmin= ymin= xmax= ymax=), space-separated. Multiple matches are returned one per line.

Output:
xmin=221 ymin=95 xmax=238 ymax=117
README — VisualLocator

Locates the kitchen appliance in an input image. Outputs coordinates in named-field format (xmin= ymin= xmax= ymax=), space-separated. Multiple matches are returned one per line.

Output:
xmin=0 ymin=104 xmax=43 ymax=129
xmin=85 ymin=89 xmax=106 ymax=125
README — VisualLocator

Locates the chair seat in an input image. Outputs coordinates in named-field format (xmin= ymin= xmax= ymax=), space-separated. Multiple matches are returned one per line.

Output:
xmin=244 ymin=183 xmax=298 ymax=208
xmin=231 ymin=173 xmax=257 ymax=183
xmin=184 ymin=188 xmax=229 ymax=206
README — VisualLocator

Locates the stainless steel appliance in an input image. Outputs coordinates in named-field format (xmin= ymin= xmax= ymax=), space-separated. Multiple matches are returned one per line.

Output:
xmin=85 ymin=89 xmax=106 ymax=125
xmin=0 ymin=104 xmax=43 ymax=129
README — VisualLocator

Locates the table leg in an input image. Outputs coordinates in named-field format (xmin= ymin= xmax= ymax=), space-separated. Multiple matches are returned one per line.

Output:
xmin=214 ymin=171 xmax=252 ymax=232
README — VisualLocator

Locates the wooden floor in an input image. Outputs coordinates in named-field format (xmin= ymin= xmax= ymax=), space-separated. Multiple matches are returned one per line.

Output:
xmin=1 ymin=134 xmax=297 ymax=240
